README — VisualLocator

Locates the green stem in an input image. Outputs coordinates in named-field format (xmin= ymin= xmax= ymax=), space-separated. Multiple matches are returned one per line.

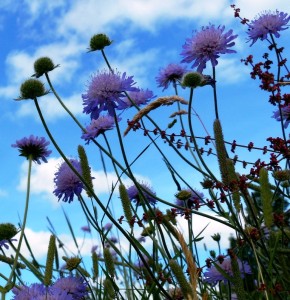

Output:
xmin=6 ymin=157 xmax=33 ymax=291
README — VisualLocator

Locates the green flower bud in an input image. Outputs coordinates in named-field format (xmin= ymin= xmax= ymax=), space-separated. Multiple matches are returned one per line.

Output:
xmin=19 ymin=79 xmax=47 ymax=100
xmin=89 ymin=34 xmax=112 ymax=51
xmin=182 ymin=72 xmax=203 ymax=88
xmin=62 ymin=256 xmax=81 ymax=271
xmin=209 ymin=250 xmax=216 ymax=259
xmin=33 ymin=57 xmax=56 ymax=78
xmin=211 ymin=233 xmax=221 ymax=242
xmin=175 ymin=190 xmax=192 ymax=201
xmin=141 ymin=225 xmax=154 ymax=237
xmin=0 ymin=223 xmax=18 ymax=240
xmin=273 ymin=169 xmax=290 ymax=182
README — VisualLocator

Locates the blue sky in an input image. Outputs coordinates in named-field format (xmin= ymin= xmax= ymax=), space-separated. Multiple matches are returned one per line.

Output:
xmin=0 ymin=0 xmax=289 ymax=286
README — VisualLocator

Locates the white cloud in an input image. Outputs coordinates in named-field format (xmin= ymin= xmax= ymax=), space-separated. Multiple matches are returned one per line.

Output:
xmin=0 ymin=188 xmax=8 ymax=198
xmin=17 ymin=158 xmax=152 ymax=206
xmin=15 ymin=93 xmax=83 ymax=121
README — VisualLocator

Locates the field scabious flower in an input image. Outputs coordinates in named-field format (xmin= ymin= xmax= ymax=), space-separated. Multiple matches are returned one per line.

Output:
xmin=53 ymin=159 xmax=84 ymax=203
xmin=12 ymin=135 xmax=51 ymax=164
xmin=181 ymin=25 xmax=237 ymax=73
xmin=272 ymin=105 xmax=290 ymax=128
xmin=203 ymin=257 xmax=251 ymax=286
xmin=12 ymin=283 xmax=47 ymax=299
xmin=127 ymin=182 xmax=157 ymax=206
xmin=81 ymin=114 xmax=118 ymax=143
xmin=156 ymin=63 xmax=187 ymax=91
xmin=119 ymin=88 xmax=155 ymax=108
xmin=51 ymin=276 xmax=88 ymax=299
xmin=82 ymin=70 xmax=138 ymax=119
xmin=247 ymin=11 xmax=290 ymax=45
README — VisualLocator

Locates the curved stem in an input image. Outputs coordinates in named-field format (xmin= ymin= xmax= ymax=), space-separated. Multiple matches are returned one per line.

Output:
xmin=33 ymin=98 xmax=172 ymax=299
xmin=6 ymin=157 xmax=33 ymax=290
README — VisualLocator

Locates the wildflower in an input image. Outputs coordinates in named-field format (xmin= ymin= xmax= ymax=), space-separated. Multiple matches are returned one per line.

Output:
xmin=103 ymin=222 xmax=113 ymax=231
xmin=33 ymin=57 xmax=57 ymax=78
xmin=82 ymin=70 xmax=138 ymax=119
xmin=203 ymin=257 xmax=251 ymax=286
xmin=247 ymin=11 xmax=290 ymax=45
xmin=175 ymin=189 xmax=204 ymax=210
xmin=89 ymin=33 xmax=112 ymax=51
xmin=156 ymin=63 xmax=187 ymax=90
xmin=81 ymin=114 xmax=118 ymax=143
xmin=81 ymin=225 xmax=91 ymax=233
xmin=12 ymin=283 xmax=47 ymax=299
xmin=181 ymin=25 xmax=237 ymax=73
xmin=50 ymin=276 xmax=88 ymax=299
xmin=18 ymin=78 xmax=48 ymax=100
xmin=272 ymin=105 xmax=290 ymax=128
xmin=119 ymin=88 xmax=155 ymax=109
xmin=182 ymin=71 xmax=204 ymax=88
xmin=53 ymin=159 xmax=83 ymax=203
xmin=12 ymin=135 xmax=51 ymax=164
xmin=127 ymin=182 xmax=157 ymax=206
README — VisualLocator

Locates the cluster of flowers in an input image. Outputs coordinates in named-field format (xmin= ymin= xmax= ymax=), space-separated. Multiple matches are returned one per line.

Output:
xmin=12 ymin=276 xmax=88 ymax=300
xmin=5 ymin=6 xmax=289 ymax=300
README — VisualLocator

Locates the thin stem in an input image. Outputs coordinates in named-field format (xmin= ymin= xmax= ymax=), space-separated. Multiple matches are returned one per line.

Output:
xmin=6 ymin=157 xmax=33 ymax=290
xmin=212 ymin=67 xmax=219 ymax=120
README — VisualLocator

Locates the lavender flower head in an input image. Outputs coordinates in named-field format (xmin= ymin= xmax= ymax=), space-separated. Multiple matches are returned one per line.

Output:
xmin=51 ymin=276 xmax=88 ymax=299
xmin=127 ymin=182 xmax=157 ymax=206
xmin=81 ymin=114 xmax=118 ymax=143
xmin=119 ymin=88 xmax=155 ymax=108
xmin=156 ymin=63 xmax=187 ymax=91
xmin=82 ymin=70 xmax=138 ymax=119
xmin=272 ymin=105 xmax=290 ymax=128
xmin=175 ymin=189 xmax=204 ymax=211
xmin=248 ymin=10 xmax=290 ymax=45
xmin=12 ymin=283 xmax=48 ymax=299
xmin=12 ymin=135 xmax=51 ymax=164
xmin=204 ymin=257 xmax=251 ymax=286
xmin=181 ymin=25 xmax=237 ymax=73
xmin=53 ymin=159 xmax=83 ymax=203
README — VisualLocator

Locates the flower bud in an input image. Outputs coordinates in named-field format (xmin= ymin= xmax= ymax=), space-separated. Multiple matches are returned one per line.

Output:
xmin=62 ymin=256 xmax=81 ymax=271
xmin=0 ymin=223 xmax=18 ymax=241
xmin=33 ymin=57 xmax=56 ymax=78
xmin=89 ymin=34 xmax=112 ymax=51
xmin=182 ymin=72 xmax=203 ymax=88
xmin=19 ymin=79 xmax=47 ymax=99
xmin=175 ymin=190 xmax=191 ymax=201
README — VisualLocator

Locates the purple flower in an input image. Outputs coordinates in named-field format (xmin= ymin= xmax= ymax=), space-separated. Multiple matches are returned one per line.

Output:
xmin=82 ymin=70 xmax=138 ymax=119
xmin=51 ymin=276 xmax=88 ymax=299
xmin=272 ymin=105 xmax=290 ymax=128
xmin=175 ymin=189 xmax=204 ymax=211
xmin=156 ymin=63 xmax=187 ymax=91
xmin=12 ymin=135 xmax=51 ymax=164
xmin=119 ymin=88 xmax=155 ymax=109
xmin=103 ymin=222 xmax=113 ymax=231
xmin=0 ymin=239 xmax=17 ymax=250
xmin=203 ymin=257 xmax=252 ymax=286
xmin=127 ymin=182 xmax=157 ymax=206
xmin=91 ymin=245 xmax=98 ymax=253
xmin=181 ymin=25 xmax=237 ymax=73
xmin=81 ymin=225 xmax=91 ymax=233
xmin=247 ymin=11 xmax=290 ymax=46
xmin=12 ymin=283 xmax=47 ymax=299
xmin=53 ymin=159 xmax=83 ymax=203
xmin=81 ymin=114 xmax=118 ymax=143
